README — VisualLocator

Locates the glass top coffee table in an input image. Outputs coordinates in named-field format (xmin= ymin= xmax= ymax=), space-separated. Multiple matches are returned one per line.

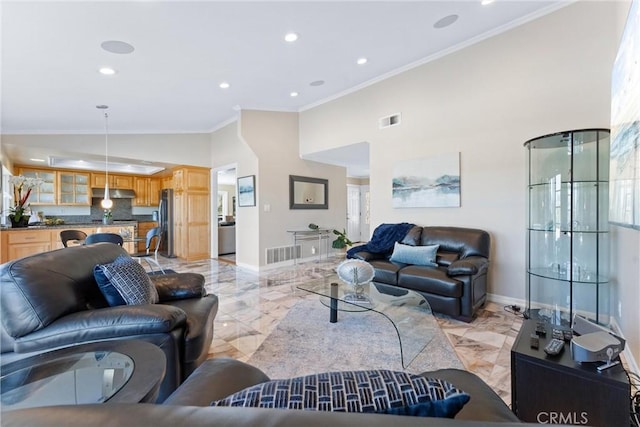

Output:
xmin=297 ymin=279 xmax=437 ymax=368
xmin=0 ymin=340 xmax=165 ymax=410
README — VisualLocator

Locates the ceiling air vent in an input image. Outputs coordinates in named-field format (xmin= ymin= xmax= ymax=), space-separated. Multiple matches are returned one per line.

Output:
xmin=379 ymin=113 xmax=401 ymax=129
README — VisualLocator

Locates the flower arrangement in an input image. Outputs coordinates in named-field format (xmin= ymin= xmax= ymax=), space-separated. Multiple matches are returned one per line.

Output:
xmin=8 ymin=175 xmax=44 ymax=223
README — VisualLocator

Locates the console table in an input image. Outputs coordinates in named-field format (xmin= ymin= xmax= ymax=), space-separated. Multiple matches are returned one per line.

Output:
xmin=511 ymin=317 xmax=630 ymax=426
xmin=287 ymin=229 xmax=332 ymax=264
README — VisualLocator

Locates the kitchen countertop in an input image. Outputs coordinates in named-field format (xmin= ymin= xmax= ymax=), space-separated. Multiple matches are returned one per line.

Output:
xmin=3 ymin=221 xmax=138 ymax=230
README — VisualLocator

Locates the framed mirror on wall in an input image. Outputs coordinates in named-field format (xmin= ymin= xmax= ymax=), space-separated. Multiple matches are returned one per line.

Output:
xmin=289 ymin=175 xmax=328 ymax=209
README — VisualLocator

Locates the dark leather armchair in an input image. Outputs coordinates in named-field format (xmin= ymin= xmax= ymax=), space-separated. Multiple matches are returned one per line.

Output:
xmin=0 ymin=243 xmax=218 ymax=402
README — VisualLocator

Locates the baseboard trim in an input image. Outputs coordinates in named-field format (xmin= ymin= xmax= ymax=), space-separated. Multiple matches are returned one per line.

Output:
xmin=487 ymin=293 xmax=527 ymax=312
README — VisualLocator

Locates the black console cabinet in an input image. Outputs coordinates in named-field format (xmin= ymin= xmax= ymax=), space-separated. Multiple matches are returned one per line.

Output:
xmin=511 ymin=317 xmax=630 ymax=426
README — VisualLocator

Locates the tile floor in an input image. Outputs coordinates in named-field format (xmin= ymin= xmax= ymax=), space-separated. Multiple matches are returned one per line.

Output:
xmin=158 ymin=255 xmax=523 ymax=406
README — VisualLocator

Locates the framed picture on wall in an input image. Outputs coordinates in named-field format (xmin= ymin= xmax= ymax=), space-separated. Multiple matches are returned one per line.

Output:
xmin=392 ymin=152 xmax=461 ymax=208
xmin=237 ymin=175 xmax=256 ymax=207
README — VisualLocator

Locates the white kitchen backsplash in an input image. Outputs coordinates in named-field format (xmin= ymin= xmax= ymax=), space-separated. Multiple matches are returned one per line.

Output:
xmin=32 ymin=206 xmax=90 ymax=216
xmin=132 ymin=206 xmax=157 ymax=215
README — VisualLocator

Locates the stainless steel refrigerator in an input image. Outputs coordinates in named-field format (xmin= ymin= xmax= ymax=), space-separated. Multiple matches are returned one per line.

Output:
xmin=159 ymin=188 xmax=176 ymax=258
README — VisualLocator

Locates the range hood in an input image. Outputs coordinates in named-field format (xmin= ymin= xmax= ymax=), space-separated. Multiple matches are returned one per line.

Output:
xmin=91 ymin=188 xmax=136 ymax=199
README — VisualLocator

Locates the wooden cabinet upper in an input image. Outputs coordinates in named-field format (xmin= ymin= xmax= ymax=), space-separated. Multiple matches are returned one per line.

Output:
xmin=57 ymin=172 xmax=90 ymax=205
xmin=172 ymin=167 xmax=209 ymax=193
xmin=17 ymin=168 xmax=57 ymax=205
xmin=91 ymin=173 xmax=133 ymax=190
xmin=133 ymin=177 xmax=161 ymax=207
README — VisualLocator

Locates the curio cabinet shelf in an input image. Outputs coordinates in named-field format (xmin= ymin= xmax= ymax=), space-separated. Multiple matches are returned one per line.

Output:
xmin=525 ymin=129 xmax=610 ymax=325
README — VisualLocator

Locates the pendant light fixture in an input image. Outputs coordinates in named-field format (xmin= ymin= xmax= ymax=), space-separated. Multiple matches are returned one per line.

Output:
xmin=97 ymin=105 xmax=113 ymax=210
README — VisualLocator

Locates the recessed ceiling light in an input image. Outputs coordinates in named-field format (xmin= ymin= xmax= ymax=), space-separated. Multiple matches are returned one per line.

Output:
xmin=101 ymin=40 xmax=135 ymax=54
xmin=219 ymin=82 xmax=230 ymax=89
xmin=356 ymin=57 xmax=368 ymax=65
xmin=290 ymin=92 xmax=299 ymax=97
xmin=434 ymin=14 xmax=459 ymax=29
xmin=481 ymin=0 xmax=495 ymax=5
xmin=309 ymin=80 xmax=325 ymax=87
xmin=284 ymin=32 xmax=299 ymax=42
xmin=99 ymin=67 xmax=116 ymax=75
xmin=29 ymin=158 xmax=45 ymax=163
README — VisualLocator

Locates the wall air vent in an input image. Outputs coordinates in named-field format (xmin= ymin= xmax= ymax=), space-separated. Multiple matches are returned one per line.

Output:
xmin=266 ymin=245 xmax=301 ymax=264
xmin=379 ymin=113 xmax=401 ymax=129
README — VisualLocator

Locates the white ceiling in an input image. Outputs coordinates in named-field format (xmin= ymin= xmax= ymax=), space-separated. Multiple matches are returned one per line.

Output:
xmin=1 ymin=0 xmax=567 ymax=175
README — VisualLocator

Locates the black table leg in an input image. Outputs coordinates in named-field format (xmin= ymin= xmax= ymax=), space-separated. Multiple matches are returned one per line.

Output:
xmin=330 ymin=282 xmax=338 ymax=323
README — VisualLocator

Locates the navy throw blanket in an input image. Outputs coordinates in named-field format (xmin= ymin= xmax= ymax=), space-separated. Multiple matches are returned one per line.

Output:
xmin=347 ymin=222 xmax=415 ymax=258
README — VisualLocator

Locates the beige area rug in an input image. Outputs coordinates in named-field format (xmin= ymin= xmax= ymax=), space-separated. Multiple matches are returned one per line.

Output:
xmin=248 ymin=299 xmax=464 ymax=379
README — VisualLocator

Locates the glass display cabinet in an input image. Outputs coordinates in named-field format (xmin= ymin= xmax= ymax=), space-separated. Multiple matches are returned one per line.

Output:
xmin=525 ymin=129 xmax=610 ymax=325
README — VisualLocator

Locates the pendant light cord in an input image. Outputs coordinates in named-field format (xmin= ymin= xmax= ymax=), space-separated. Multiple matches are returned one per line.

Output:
xmin=100 ymin=109 xmax=113 ymax=210
xmin=104 ymin=112 xmax=109 ymax=182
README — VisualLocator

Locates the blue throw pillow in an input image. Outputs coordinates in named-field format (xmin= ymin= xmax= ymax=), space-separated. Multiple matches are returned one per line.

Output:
xmin=390 ymin=242 xmax=439 ymax=267
xmin=211 ymin=370 xmax=469 ymax=418
xmin=94 ymin=255 xmax=158 ymax=306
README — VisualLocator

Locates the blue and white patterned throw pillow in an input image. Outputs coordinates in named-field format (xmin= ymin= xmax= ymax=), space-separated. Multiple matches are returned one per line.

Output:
xmin=211 ymin=370 xmax=469 ymax=418
xmin=95 ymin=256 xmax=159 ymax=306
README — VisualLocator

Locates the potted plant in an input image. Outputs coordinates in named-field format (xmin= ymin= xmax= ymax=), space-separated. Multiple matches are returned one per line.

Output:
xmin=8 ymin=175 xmax=43 ymax=227
xmin=103 ymin=209 xmax=113 ymax=225
xmin=331 ymin=229 xmax=353 ymax=250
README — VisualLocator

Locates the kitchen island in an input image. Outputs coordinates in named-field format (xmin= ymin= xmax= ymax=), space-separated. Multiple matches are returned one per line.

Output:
xmin=0 ymin=222 xmax=138 ymax=263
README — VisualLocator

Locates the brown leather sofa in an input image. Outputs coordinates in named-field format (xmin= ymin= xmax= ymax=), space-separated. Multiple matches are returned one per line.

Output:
xmin=350 ymin=226 xmax=490 ymax=322
xmin=2 ymin=358 xmax=568 ymax=426
xmin=0 ymin=243 xmax=219 ymax=401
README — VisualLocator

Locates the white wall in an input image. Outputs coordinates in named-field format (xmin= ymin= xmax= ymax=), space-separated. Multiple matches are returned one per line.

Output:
xmin=300 ymin=2 xmax=629 ymax=313
xmin=610 ymin=225 xmax=640 ymax=366
xmin=238 ymin=110 xmax=347 ymax=267
xmin=210 ymin=120 xmax=259 ymax=268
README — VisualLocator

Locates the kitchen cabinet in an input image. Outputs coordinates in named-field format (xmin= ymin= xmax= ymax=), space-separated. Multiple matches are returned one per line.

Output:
xmin=2 ymin=225 xmax=137 ymax=263
xmin=133 ymin=177 xmax=161 ymax=207
xmin=91 ymin=173 xmax=133 ymax=190
xmin=17 ymin=168 xmax=57 ymax=205
xmin=57 ymin=172 xmax=90 ymax=205
xmin=172 ymin=166 xmax=210 ymax=261
xmin=136 ymin=221 xmax=157 ymax=252
xmin=161 ymin=175 xmax=173 ymax=189
xmin=1 ymin=230 xmax=52 ymax=263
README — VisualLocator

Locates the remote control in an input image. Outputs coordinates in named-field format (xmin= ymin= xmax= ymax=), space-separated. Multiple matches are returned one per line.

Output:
xmin=563 ymin=329 xmax=573 ymax=341
xmin=535 ymin=321 xmax=547 ymax=336
xmin=552 ymin=328 xmax=564 ymax=340
xmin=544 ymin=338 xmax=565 ymax=356
xmin=530 ymin=333 xmax=539 ymax=349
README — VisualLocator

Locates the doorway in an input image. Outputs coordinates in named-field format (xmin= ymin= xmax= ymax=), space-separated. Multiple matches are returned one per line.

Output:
xmin=216 ymin=168 xmax=237 ymax=264
xmin=347 ymin=184 xmax=370 ymax=243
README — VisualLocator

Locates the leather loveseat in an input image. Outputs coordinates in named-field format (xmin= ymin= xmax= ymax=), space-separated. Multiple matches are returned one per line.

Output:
xmin=1 ymin=358 xmax=567 ymax=426
xmin=349 ymin=225 xmax=490 ymax=322
xmin=0 ymin=243 xmax=219 ymax=401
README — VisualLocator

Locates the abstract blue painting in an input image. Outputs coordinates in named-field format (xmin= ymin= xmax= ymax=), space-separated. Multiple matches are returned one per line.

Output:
xmin=392 ymin=153 xmax=460 ymax=208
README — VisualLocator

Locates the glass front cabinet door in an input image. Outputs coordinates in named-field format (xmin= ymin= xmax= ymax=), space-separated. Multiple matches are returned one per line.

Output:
xmin=525 ymin=129 xmax=610 ymax=326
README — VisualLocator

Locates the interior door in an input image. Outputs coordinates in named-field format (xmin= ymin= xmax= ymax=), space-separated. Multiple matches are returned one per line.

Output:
xmin=360 ymin=185 xmax=370 ymax=241
xmin=347 ymin=185 xmax=361 ymax=243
